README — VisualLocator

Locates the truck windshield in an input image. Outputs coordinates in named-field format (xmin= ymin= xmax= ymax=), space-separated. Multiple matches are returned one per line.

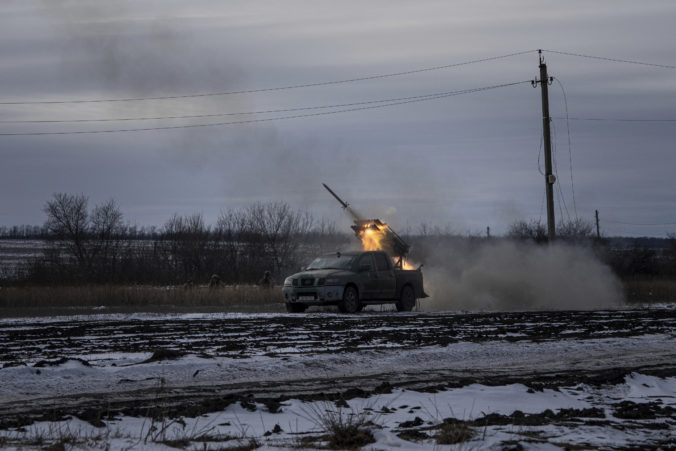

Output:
xmin=306 ymin=255 xmax=356 ymax=270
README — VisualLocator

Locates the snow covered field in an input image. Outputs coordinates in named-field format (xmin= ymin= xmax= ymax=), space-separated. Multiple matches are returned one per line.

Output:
xmin=2 ymin=373 xmax=674 ymax=450
xmin=0 ymin=307 xmax=674 ymax=449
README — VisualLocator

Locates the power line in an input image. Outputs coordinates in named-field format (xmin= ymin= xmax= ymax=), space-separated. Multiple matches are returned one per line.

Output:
xmin=1 ymin=48 xmax=671 ymax=106
xmin=553 ymin=116 xmax=676 ymax=123
xmin=0 ymin=80 xmax=532 ymax=136
xmin=538 ymin=186 xmax=546 ymax=223
xmin=553 ymin=77 xmax=578 ymax=219
xmin=550 ymin=120 xmax=571 ymax=222
xmin=543 ymin=49 xmax=676 ymax=69
xmin=0 ymin=50 xmax=536 ymax=106
xmin=536 ymin=132 xmax=544 ymax=176
xmin=0 ymin=86 xmax=527 ymax=124
xmin=603 ymin=219 xmax=676 ymax=226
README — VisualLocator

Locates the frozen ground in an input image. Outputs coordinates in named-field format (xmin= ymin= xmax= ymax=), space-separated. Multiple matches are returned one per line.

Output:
xmin=1 ymin=373 xmax=674 ymax=450
xmin=0 ymin=307 xmax=674 ymax=449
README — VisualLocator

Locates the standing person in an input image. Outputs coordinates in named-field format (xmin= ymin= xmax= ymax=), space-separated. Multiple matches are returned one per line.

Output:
xmin=259 ymin=270 xmax=272 ymax=288
xmin=209 ymin=274 xmax=221 ymax=288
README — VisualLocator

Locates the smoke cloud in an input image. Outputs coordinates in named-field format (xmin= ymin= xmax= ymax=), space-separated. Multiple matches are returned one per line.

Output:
xmin=419 ymin=240 xmax=624 ymax=311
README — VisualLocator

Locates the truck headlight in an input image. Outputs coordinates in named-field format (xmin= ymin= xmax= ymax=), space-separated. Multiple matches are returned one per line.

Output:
xmin=284 ymin=277 xmax=293 ymax=286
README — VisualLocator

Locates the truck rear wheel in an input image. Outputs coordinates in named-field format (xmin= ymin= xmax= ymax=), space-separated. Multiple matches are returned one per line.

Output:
xmin=338 ymin=286 xmax=360 ymax=313
xmin=286 ymin=303 xmax=307 ymax=313
xmin=396 ymin=285 xmax=416 ymax=312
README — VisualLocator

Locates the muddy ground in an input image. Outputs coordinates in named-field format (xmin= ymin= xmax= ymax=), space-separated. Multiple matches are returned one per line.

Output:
xmin=3 ymin=308 xmax=674 ymax=363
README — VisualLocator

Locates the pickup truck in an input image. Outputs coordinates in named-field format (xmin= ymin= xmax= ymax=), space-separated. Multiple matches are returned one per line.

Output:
xmin=282 ymin=250 xmax=428 ymax=313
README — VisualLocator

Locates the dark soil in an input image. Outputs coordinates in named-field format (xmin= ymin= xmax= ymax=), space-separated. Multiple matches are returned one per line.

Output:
xmin=1 ymin=309 xmax=673 ymax=366
xmin=612 ymin=401 xmax=676 ymax=419
xmin=470 ymin=407 xmax=606 ymax=427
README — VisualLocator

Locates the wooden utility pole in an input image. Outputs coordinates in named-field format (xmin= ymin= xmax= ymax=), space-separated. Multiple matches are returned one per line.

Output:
xmin=595 ymin=209 xmax=601 ymax=239
xmin=532 ymin=50 xmax=556 ymax=242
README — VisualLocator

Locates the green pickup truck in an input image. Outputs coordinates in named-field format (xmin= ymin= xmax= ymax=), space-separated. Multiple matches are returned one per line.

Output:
xmin=282 ymin=250 xmax=428 ymax=313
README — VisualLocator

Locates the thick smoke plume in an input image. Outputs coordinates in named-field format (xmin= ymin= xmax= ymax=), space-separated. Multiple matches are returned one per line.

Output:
xmin=419 ymin=240 xmax=624 ymax=311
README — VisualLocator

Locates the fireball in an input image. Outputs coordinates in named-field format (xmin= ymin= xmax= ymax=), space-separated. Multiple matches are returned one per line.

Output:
xmin=356 ymin=221 xmax=415 ymax=270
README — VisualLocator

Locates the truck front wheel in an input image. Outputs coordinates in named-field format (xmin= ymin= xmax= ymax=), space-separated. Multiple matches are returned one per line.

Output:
xmin=339 ymin=286 xmax=361 ymax=313
xmin=396 ymin=285 xmax=416 ymax=312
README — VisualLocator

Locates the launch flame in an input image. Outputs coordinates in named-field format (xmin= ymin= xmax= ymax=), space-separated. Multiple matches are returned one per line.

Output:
xmin=322 ymin=183 xmax=416 ymax=270
xmin=356 ymin=221 xmax=415 ymax=270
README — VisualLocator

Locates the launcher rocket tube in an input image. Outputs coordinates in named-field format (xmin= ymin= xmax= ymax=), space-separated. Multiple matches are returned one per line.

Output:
xmin=322 ymin=183 xmax=350 ymax=209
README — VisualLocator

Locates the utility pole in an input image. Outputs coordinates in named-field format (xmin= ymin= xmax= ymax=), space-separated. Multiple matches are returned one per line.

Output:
xmin=532 ymin=50 xmax=556 ymax=242
xmin=595 ymin=209 xmax=601 ymax=239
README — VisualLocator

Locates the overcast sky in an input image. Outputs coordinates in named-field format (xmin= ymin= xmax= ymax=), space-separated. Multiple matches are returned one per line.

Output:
xmin=1 ymin=1 xmax=675 ymax=237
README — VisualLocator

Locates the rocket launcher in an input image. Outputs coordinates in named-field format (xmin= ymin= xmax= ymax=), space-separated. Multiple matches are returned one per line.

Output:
xmin=322 ymin=183 xmax=411 ymax=262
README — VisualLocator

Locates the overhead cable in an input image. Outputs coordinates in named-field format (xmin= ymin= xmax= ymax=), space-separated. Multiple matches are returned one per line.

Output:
xmin=1 ymin=49 xmax=672 ymax=106
xmin=543 ymin=49 xmax=676 ymax=69
xmin=553 ymin=77 xmax=578 ymax=219
xmin=550 ymin=120 xmax=571 ymax=222
xmin=0 ymin=80 xmax=532 ymax=136
xmin=0 ymin=85 xmax=529 ymax=124
xmin=0 ymin=50 xmax=536 ymax=105
xmin=603 ymin=219 xmax=676 ymax=226
xmin=553 ymin=116 xmax=676 ymax=123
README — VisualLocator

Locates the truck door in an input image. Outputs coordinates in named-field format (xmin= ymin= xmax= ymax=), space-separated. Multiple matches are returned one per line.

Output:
xmin=374 ymin=252 xmax=396 ymax=299
xmin=356 ymin=253 xmax=378 ymax=299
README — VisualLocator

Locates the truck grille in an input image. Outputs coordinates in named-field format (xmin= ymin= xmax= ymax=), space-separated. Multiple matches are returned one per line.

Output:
xmin=301 ymin=278 xmax=314 ymax=287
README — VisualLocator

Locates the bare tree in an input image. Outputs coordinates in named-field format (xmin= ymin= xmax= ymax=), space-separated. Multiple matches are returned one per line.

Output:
xmin=43 ymin=193 xmax=90 ymax=267
xmin=557 ymin=218 xmax=594 ymax=243
xmin=310 ymin=217 xmax=348 ymax=255
xmin=90 ymin=199 xmax=124 ymax=276
xmin=508 ymin=218 xmax=595 ymax=245
xmin=215 ymin=202 xmax=315 ymax=282
xmin=42 ymin=193 xmax=125 ymax=281
xmin=507 ymin=219 xmax=548 ymax=244
xmin=216 ymin=208 xmax=259 ymax=283
xmin=160 ymin=213 xmax=211 ymax=282
xmin=251 ymin=201 xmax=314 ymax=277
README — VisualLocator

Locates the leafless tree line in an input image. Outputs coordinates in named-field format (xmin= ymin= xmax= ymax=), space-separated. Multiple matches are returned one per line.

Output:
xmin=4 ymin=193 xmax=676 ymax=285
xmin=506 ymin=218 xmax=595 ymax=244
xmin=19 ymin=193 xmax=349 ymax=286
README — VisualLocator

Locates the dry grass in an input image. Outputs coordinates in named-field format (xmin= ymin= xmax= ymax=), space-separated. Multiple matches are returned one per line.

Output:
xmin=299 ymin=402 xmax=377 ymax=450
xmin=0 ymin=284 xmax=285 ymax=315
xmin=623 ymin=277 xmax=676 ymax=303
xmin=4 ymin=276 xmax=672 ymax=317
xmin=435 ymin=420 xmax=474 ymax=445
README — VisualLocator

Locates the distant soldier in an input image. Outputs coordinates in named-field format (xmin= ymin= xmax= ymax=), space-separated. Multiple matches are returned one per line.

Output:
xmin=259 ymin=270 xmax=272 ymax=289
xmin=209 ymin=274 xmax=222 ymax=289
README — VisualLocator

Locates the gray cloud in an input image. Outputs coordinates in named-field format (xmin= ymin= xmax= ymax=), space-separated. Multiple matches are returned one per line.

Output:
xmin=1 ymin=1 xmax=675 ymax=237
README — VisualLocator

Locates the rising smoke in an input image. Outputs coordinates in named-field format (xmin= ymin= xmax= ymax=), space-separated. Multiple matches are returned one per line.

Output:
xmin=419 ymin=240 xmax=624 ymax=311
